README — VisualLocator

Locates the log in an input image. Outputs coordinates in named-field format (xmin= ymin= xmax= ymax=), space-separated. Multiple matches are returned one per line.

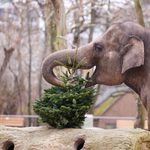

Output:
xmin=0 ymin=126 xmax=150 ymax=150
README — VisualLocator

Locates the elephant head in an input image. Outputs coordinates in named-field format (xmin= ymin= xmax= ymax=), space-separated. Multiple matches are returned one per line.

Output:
xmin=42 ymin=21 xmax=145 ymax=92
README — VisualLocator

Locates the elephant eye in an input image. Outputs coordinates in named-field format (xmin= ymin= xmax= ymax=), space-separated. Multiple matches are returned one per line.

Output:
xmin=95 ymin=44 xmax=103 ymax=53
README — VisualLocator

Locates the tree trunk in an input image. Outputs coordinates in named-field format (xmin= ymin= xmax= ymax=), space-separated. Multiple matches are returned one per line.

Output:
xmin=51 ymin=0 xmax=67 ymax=51
xmin=49 ymin=6 xmax=57 ymax=53
xmin=133 ymin=0 xmax=145 ymax=129
xmin=4 ymin=76 xmax=18 ymax=115
xmin=106 ymin=0 xmax=111 ymax=30
xmin=51 ymin=0 xmax=67 ymax=76
xmin=88 ymin=2 xmax=95 ymax=43
xmin=134 ymin=0 xmax=145 ymax=27
xmin=0 ymin=47 xmax=14 ymax=114
xmin=16 ymin=14 xmax=24 ymax=115
xmin=134 ymin=93 xmax=146 ymax=129
xmin=16 ymin=50 xmax=23 ymax=115
xmin=38 ymin=1 xmax=49 ymax=99
xmin=27 ymin=2 xmax=32 ymax=126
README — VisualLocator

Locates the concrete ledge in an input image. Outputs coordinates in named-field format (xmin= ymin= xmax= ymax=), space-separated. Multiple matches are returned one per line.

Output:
xmin=0 ymin=126 xmax=150 ymax=150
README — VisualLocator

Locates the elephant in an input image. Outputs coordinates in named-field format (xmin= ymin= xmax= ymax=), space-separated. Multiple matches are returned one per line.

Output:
xmin=42 ymin=21 xmax=150 ymax=130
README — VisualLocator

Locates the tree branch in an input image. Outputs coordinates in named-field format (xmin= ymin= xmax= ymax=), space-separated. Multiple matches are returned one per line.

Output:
xmin=70 ymin=16 xmax=85 ymax=32
xmin=0 ymin=47 xmax=15 ymax=83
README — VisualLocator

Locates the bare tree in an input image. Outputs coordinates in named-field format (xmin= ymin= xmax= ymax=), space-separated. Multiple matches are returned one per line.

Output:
xmin=0 ymin=47 xmax=14 ymax=84
xmin=133 ymin=0 xmax=146 ymax=129
xmin=0 ymin=1 xmax=45 ymax=123
xmin=51 ymin=0 xmax=67 ymax=50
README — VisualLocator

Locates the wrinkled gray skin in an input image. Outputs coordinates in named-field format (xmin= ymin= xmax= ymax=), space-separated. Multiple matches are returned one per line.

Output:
xmin=42 ymin=21 xmax=150 ymax=130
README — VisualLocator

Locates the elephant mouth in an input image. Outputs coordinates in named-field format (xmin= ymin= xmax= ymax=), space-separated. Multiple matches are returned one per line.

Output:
xmin=85 ymin=80 xmax=96 ymax=87
xmin=85 ymin=67 xmax=97 ymax=87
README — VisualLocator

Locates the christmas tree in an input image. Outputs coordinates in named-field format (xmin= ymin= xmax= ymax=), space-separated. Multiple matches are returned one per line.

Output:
xmin=33 ymin=39 xmax=97 ymax=129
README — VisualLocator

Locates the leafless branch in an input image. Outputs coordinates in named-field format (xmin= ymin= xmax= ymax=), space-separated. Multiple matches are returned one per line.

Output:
xmin=70 ymin=16 xmax=85 ymax=32
xmin=57 ymin=36 xmax=76 ymax=48
xmin=46 ymin=11 xmax=54 ymax=25
xmin=66 ymin=0 xmax=95 ymax=15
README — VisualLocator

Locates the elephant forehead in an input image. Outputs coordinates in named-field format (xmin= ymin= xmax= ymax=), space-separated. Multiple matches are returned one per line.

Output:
xmin=105 ymin=26 xmax=116 ymax=40
xmin=104 ymin=28 xmax=125 ymax=50
xmin=93 ymin=25 xmax=119 ymax=41
xmin=93 ymin=24 xmax=126 ymax=51
xmin=105 ymin=25 xmax=123 ymax=42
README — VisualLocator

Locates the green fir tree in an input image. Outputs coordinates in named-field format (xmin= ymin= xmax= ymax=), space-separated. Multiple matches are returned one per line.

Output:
xmin=33 ymin=51 xmax=97 ymax=129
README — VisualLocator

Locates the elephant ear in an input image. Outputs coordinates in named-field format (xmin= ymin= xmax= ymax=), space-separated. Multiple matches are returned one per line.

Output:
xmin=120 ymin=36 xmax=144 ymax=74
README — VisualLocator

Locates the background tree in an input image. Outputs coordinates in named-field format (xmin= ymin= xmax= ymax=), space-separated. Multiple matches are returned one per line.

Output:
xmin=51 ymin=0 xmax=67 ymax=50
xmin=133 ymin=0 xmax=146 ymax=129
xmin=0 ymin=0 xmax=47 ymax=126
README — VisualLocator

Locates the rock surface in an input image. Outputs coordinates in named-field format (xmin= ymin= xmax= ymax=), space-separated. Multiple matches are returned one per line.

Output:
xmin=0 ymin=126 xmax=150 ymax=150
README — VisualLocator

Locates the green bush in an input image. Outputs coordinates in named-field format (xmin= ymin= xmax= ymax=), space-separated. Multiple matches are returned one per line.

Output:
xmin=33 ymin=53 xmax=97 ymax=129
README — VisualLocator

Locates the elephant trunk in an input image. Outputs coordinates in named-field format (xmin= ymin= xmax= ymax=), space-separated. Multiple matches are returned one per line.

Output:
xmin=42 ymin=44 xmax=94 ymax=86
